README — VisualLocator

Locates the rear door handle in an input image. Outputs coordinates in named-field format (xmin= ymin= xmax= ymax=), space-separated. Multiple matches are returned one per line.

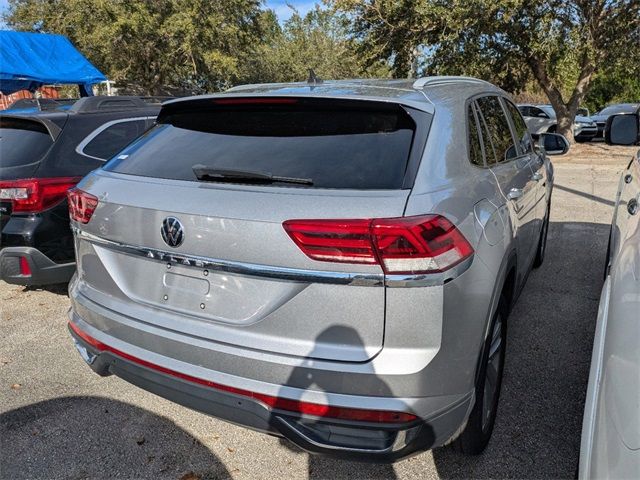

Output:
xmin=508 ymin=188 xmax=523 ymax=200
xmin=531 ymin=172 xmax=543 ymax=181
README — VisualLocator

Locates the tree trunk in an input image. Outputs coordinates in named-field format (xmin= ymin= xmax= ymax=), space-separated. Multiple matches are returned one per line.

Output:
xmin=548 ymin=101 xmax=576 ymax=144
xmin=526 ymin=55 xmax=595 ymax=144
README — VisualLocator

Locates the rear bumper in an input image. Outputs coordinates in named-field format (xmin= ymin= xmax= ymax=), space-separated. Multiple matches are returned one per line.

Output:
xmin=68 ymin=313 xmax=474 ymax=462
xmin=0 ymin=246 xmax=75 ymax=285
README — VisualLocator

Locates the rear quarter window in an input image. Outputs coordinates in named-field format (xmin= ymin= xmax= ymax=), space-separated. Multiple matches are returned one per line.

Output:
xmin=0 ymin=118 xmax=53 ymax=168
xmin=104 ymin=100 xmax=426 ymax=190
xmin=80 ymin=119 xmax=148 ymax=160
xmin=476 ymin=97 xmax=518 ymax=163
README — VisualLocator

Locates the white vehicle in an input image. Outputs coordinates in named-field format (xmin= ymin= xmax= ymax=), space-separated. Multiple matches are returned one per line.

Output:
xmin=518 ymin=104 xmax=598 ymax=142
xmin=579 ymin=113 xmax=640 ymax=479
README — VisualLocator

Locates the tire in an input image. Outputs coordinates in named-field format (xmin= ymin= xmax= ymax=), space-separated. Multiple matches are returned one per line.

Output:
xmin=533 ymin=203 xmax=550 ymax=268
xmin=453 ymin=295 xmax=508 ymax=454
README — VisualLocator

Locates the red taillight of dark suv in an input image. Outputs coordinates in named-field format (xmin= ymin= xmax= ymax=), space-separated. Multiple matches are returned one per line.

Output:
xmin=283 ymin=214 xmax=474 ymax=274
xmin=0 ymin=177 xmax=81 ymax=213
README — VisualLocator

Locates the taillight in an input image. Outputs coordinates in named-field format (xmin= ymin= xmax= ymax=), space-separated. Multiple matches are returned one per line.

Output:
xmin=283 ymin=215 xmax=473 ymax=275
xmin=0 ymin=177 xmax=81 ymax=213
xmin=67 ymin=188 xmax=98 ymax=224
xmin=19 ymin=257 xmax=31 ymax=276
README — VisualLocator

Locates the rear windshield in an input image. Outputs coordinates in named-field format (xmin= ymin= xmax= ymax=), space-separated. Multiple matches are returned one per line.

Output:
xmin=103 ymin=100 xmax=420 ymax=189
xmin=0 ymin=118 xmax=53 ymax=168
xmin=599 ymin=104 xmax=639 ymax=115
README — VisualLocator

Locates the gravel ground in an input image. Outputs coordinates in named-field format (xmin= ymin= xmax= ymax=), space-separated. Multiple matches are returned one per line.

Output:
xmin=1 ymin=144 xmax=636 ymax=479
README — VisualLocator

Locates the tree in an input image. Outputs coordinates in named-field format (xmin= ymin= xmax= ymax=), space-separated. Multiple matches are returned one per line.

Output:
xmin=333 ymin=0 xmax=640 ymax=142
xmin=242 ymin=5 xmax=390 ymax=84
xmin=4 ymin=0 xmax=266 ymax=94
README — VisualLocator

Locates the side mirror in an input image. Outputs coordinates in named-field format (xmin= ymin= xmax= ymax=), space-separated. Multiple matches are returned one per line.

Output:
xmin=605 ymin=114 xmax=640 ymax=145
xmin=539 ymin=133 xmax=570 ymax=155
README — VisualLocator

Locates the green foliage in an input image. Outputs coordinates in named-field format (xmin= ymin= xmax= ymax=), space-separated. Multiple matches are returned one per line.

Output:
xmin=4 ymin=0 xmax=387 ymax=93
xmin=5 ymin=0 xmax=265 ymax=94
xmin=242 ymin=5 xmax=391 ymax=83
xmin=332 ymin=0 xmax=640 ymax=141
xmin=4 ymin=0 xmax=638 ymax=132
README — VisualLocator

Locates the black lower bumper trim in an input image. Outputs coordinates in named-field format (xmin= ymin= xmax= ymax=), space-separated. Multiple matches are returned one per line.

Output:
xmin=0 ymin=246 xmax=75 ymax=286
xmin=69 ymin=328 xmax=470 ymax=462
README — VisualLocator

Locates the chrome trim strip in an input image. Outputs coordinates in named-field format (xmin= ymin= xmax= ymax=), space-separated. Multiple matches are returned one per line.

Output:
xmin=73 ymin=228 xmax=473 ymax=288
xmin=73 ymin=228 xmax=383 ymax=287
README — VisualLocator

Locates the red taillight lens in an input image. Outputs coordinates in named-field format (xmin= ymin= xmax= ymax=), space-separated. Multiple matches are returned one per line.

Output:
xmin=372 ymin=215 xmax=474 ymax=274
xmin=284 ymin=215 xmax=473 ymax=275
xmin=67 ymin=188 xmax=98 ymax=224
xmin=0 ymin=177 xmax=81 ymax=213
xmin=19 ymin=257 xmax=31 ymax=276
xmin=282 ymin=219 xmax=376 ymax=264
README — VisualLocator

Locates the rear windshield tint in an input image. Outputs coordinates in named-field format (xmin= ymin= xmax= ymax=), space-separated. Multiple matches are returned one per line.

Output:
xmin=0 ymin=118 xmax=53 ymax=168
xmin=104 ymin=100 xmax=419 ymax=189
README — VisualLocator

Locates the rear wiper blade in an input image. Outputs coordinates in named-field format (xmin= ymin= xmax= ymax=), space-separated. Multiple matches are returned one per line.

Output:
xmin=192 ymin=165 xmax=313 ymax=186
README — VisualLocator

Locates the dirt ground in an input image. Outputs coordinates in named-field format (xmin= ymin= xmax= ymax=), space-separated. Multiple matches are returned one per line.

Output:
xmin=555 ymin=141 xmax=637 ymax=164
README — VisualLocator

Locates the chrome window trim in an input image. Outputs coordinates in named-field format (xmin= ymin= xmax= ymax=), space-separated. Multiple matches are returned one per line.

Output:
xmin=75 ymin=116 xmax=155 ymax=162
xmin=73 ymin=228 xmax=473 ymax=288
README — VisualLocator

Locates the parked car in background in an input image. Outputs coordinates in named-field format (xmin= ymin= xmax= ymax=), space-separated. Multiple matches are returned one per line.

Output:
xmin=579 ymin=113 xmax=640 ymax=479
xmin=2 ymin=97 xmax=77 ymax=113
xmin=591 ymin=103 xmax=640 ymax=139
xmin=67 ymin=77 xmax=567 ymax=461
xmin=0 ymin=96 xmax=161 ymax=286
xmin=518 ymin=104 xmax=598 ymax=142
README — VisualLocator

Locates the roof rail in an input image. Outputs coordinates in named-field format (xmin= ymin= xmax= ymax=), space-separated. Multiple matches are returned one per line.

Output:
xmin=412 ymin=76 xmax=493 ymax=89
xmin=69 ymin=96 xmax=164 ymax=113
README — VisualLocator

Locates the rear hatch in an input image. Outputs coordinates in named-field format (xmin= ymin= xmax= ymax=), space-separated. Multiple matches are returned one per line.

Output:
xmin=74 ymin=97 xmax=431 ymax=362
xmin=0 ymin=116 xmax=61 ymax=230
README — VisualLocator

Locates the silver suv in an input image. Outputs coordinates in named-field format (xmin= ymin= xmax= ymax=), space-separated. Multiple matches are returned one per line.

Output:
xmin=68 ymin=77 xmax=558 ymax=461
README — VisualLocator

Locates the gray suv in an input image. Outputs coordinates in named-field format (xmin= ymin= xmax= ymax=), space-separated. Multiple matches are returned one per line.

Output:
xmin=67 ymin=77 xmax=557 ymax=461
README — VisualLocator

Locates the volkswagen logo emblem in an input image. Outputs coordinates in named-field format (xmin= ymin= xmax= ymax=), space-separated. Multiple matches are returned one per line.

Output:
xmin=161 ymin=217 xmax=184 ymax=248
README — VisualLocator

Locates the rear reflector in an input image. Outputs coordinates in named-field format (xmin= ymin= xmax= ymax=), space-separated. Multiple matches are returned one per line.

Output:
xmin=67 ymin=188 xmax=99 ymax=224
xmin=68 ymin=322 xmax=417 ymax=424
xmin=19 ymin=257 xmax=31 ymax=276
xmin=284 ymin=215 xmax=473 ymax=275
xmin=0 ymin=177 xmax=81 ymax=213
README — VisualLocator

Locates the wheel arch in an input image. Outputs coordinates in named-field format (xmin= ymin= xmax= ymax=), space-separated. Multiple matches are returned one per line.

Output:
xmin=473 ymin=249 xmax=517 ymax=385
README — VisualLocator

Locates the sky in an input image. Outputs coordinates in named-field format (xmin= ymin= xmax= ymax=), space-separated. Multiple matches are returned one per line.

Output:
xmin=0 ymin=1 xmax=318 ymax=28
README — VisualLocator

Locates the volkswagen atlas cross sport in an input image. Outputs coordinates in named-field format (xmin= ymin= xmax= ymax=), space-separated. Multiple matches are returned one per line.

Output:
xmin=67 ymin=77 xmax=561 ymax=461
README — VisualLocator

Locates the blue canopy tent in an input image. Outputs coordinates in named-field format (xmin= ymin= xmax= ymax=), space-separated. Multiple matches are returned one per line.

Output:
xmin=0 ymin=31 xmax=106 ymax=96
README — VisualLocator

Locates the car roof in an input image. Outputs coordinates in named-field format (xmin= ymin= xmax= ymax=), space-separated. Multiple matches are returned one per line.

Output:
xmin=162 ymin=77 xmax=506 ymax=114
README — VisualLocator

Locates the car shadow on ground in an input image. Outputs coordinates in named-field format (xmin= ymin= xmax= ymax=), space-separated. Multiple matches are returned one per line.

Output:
xmin=0 ymin=396 xmax=231 ymax=480
xmin=433 ymin=220 xmax=609 ymax=479
xmin=23 ymin=282 xmax=69 ymax=296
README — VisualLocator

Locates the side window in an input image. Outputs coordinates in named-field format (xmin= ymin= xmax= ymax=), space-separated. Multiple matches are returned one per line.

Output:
xmin=518 ymin=106 xmax=530 ymax=117
xmin=476 ymin=96 xmax=518 ymax=163
xmin=81 ymin=119 xmax=147 ymax=160
xmin=504 ymin=100 xmax=534 ymax=155
xmin=467 ymin=103 xmax=484 ymax=166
